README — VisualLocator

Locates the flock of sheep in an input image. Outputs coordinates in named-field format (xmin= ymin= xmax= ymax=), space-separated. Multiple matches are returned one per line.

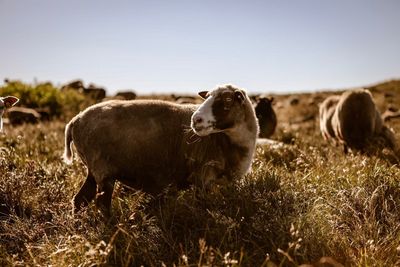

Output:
xmin=1 ymin=84 xmax=398 ymax=216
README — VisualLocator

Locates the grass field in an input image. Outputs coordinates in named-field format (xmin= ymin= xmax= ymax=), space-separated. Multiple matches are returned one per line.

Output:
xmin=1 ymin=81 xmax=400 ymax=266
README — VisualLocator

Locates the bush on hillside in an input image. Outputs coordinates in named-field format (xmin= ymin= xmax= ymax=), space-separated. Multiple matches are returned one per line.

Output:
xmin=0 ymin=80 xmax=96 ymax=120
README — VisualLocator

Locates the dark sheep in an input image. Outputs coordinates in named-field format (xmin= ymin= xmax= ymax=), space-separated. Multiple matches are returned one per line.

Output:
xmin=254 ymin=97 xmax=277 ymax=138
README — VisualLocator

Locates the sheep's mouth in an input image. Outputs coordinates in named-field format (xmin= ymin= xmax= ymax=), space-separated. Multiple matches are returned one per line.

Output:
xmin=192 ymin=125 xmax=225 ymax=137
xmin=192 ymin=125 xmax=215 ymax=136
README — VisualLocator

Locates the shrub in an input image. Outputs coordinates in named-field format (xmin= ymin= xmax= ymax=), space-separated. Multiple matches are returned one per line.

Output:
xmin=0 ymin=80 xmax=95 ymax=120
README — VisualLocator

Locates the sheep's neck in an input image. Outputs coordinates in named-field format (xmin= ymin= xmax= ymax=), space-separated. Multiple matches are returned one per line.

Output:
xmin=225 ymin=120 xmax=258 ymax=176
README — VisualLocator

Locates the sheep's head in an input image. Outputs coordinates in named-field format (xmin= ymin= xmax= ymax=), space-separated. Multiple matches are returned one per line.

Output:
xmin=0 ymin=96 xmax=19 ymax=131
xmin=191 ymin=85 xmax=248 ymax=137
xmin=254 ymin=97 xmax=274 ymax=119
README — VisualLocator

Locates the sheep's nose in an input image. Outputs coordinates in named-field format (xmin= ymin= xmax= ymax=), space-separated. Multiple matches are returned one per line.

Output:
xmin=193 ymin=115 xmax=203 ymax=124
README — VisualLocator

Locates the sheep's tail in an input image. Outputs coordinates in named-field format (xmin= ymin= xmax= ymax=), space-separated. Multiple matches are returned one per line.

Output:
xmin=63 ymin=120 xmax=74 ymax=164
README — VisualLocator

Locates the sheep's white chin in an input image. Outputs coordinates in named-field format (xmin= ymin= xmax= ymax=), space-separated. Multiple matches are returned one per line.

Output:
xmin=193 ymin=128 xmax=211 ymax=137
xmin=193 ymin=126 xmax=223 ymax=137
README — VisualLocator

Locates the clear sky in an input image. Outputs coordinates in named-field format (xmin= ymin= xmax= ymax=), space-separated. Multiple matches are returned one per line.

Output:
xmin=1 ymin=0 xmax=399 ymax=95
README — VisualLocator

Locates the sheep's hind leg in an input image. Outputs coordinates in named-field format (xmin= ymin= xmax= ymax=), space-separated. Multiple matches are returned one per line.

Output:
xmin=95 ymin=178 xmax=115 ymax=217
xmin=73 ymin=171 xmax=97 ymax=213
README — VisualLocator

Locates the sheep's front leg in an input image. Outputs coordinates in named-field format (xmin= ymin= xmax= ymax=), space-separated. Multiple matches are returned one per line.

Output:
xmin=73 ymin=171 xmax=97 ymax=213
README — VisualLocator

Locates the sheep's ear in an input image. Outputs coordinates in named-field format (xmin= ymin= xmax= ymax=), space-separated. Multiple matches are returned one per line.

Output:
xmin=234 ymin=90 xmax=245 ymax=103
xmin=3 ymin=96 xmax=19 ymax=108
xmin=198 ymin=91 xmax=209 ymax=99
xmin=267 ymin=97 xmax=274 ymax=103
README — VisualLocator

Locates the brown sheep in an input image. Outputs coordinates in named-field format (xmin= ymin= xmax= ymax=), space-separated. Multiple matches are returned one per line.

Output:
xmin=254 ymin=96 xmax=277 ymax=138
xmin=332 ymin=89 xmax=379 ymax=152
xmin=6 ymin=107 xmax=41 ymax=125
xmin=0 ymin=96 xmax=19 ymax=131
xmin=321 ymin=89 xmax=398 ymax=153
xmin=63 ymin=85 xmax=259 ymax=215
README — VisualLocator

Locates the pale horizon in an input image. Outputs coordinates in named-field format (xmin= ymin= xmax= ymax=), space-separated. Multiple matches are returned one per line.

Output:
xmin=1 ymin=0 xmax=399 ymax=95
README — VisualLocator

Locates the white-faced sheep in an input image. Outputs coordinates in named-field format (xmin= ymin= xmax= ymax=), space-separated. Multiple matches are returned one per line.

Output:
xmin=0 ymin=96 xmax=19 ymax=131
xmin=63 ymin=85 xmax=259 ymax=214
xmin=254 ymin=96 xmax=277 ymax=138
xmin=320 ymin=89 xmax=398 ymax=153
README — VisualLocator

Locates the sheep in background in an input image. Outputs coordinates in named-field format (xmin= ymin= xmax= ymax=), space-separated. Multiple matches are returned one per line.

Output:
xmin=84 ymin=84 xmax=106 ymax=101
xmin=115 ymin=91 xmax=137 ymax=100
xmin=63 ymin=84 xmax=259 ymax=215
xmin=254 ymin=96 xmax=277 ymax=138
xmin=7 ymin=107 xmax=41 ymax=125
xmin=332 ymin=89 xmax=379 ymax=152
xmin=0 ymin=96 xmax=19 ymax=131
xmin=61 ymin=80 xmax=106 ymax=101
xmin=60 ymin=80 xmax=85 ymax=92
xmin=320 ymin=89 xmax=398 ymax=153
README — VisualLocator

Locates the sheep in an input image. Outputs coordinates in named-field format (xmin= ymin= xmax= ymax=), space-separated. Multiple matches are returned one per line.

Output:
xmin=84 ymin=84 xmax=106 ymax=101
xmin=6 ymin=107 xmax=41 ymax=125
xmin=254 ymin=96 xmax=277 ymax=138
xmin=61 ymin=80 xmax=106 ymax=101
xmin=320 ymin=89 xmax=398 ymax=153
xmin=382 ymin=109 xmax=400 ymax=122
xmin=175 ymin=97 xmax=200 ymax=104
xmin=319 ymin=95 xmax=340 ymax=143
xmin=332 ymin=89 xmax=380 ymax=152
xmin=0 ymin=96 xmax=19 ymax=131
xmin=115 ymin=91 xmax=137 ymax=100
xmin=63 ymin=84 xmax=259 ymax=215
xmin=171 ymin=94 xmax=201 ymax=104
xmin=61 ymin=80 xmax=85 ymax=92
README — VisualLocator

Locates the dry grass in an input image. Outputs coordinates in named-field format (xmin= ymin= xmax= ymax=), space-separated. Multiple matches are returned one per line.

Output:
xmin=1 ymin=82 xmax=400 ymax=266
